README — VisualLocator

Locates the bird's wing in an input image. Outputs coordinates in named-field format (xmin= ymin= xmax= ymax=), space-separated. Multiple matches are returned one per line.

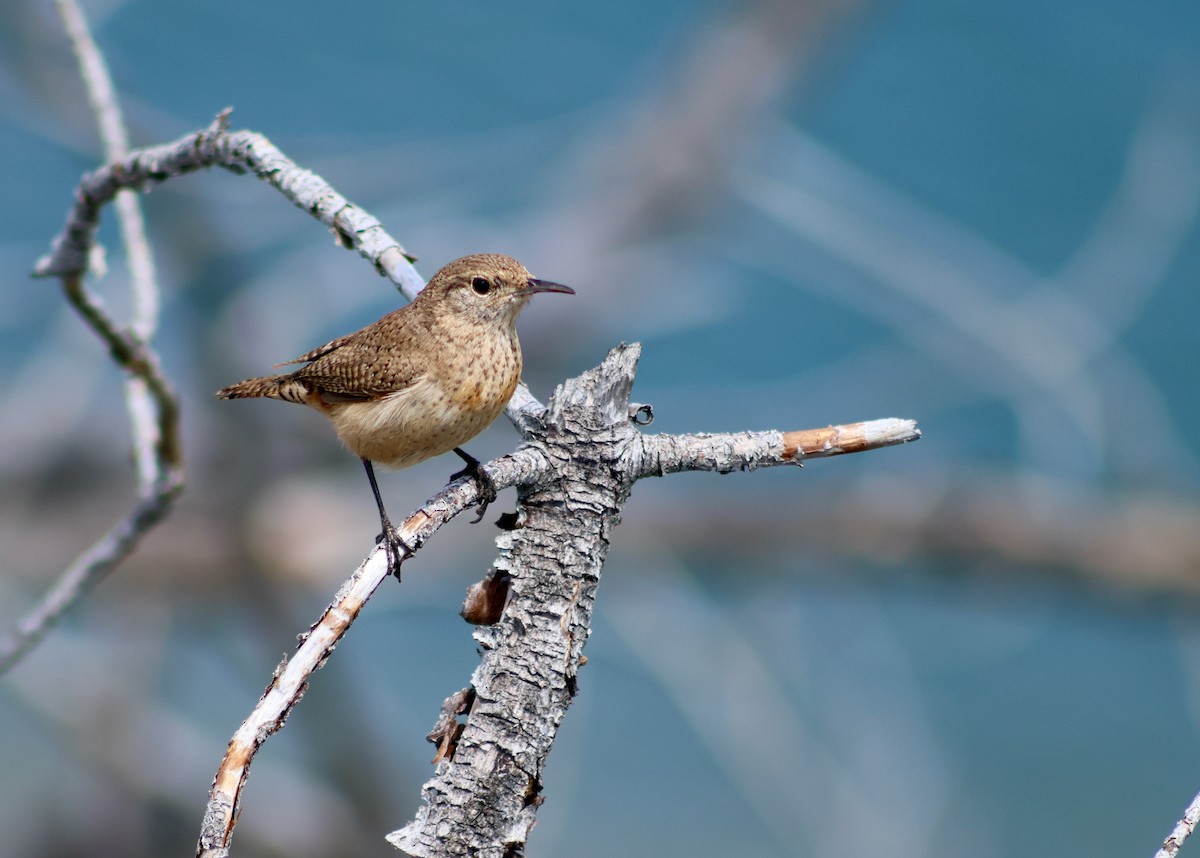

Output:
xmin=293 ymin=338 xmax=426 ymax=402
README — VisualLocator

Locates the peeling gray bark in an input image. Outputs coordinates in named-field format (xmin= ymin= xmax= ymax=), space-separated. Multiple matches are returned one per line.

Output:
xmin=390 ymin=345 xmax=643 ymax=856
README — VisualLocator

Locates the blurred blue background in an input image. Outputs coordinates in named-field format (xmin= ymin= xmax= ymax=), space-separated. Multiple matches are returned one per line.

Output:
xmin=2 ymin=0 xmax=1200 ymax=855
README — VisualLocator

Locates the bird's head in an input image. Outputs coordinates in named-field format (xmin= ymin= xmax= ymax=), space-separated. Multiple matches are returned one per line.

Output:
xmin=423 ymin=253 xmax=574 ymax=325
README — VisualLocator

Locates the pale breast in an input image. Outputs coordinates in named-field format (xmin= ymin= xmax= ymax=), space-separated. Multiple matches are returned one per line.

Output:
xmin=327 ymin=332 xmax=522 ymax=469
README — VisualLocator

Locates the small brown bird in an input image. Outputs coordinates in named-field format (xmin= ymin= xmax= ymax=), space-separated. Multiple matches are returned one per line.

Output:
xmin=217 ymin=253 xmax=573 ymax=577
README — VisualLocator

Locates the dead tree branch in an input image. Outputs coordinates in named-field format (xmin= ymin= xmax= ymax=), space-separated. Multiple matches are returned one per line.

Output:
xmin=388 ymin=345 xmax=919 ymax=857
xmin=638 ymin=418 xmax=921 ymax=478
xmin=21 ymin=105 xmax=920 ymax=853
xmin=196 ymin=334 xmax=917 ymax=857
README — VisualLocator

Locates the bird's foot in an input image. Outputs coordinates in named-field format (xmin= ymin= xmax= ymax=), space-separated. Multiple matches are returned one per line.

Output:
xmin=362 ymin=458 xmax=409 ymax=580
xmin=450 ymin=449 xmax=498 ymax=524
xmin=376 ymin=521 xmax=411 ymax=580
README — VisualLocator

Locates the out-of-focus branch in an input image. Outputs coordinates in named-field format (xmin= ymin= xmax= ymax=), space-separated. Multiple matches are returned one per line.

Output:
xmin=0 ymin=480 xmax=179 ymax=675
xmin=56 ymin=0 xmax=162 ymax=490
xmin=608 ymin=471 xmax=1200 ymax=597
xmin=0 ymin=0 xmax=182 ymax=676
xmin=733 ymin=97 xmax=1200 ymax=480
xmin=550 ymin=0 xmax=866 ymax=251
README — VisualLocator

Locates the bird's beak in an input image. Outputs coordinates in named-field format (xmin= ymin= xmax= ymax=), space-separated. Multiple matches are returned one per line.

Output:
xmin=520 ymin=278 xmax=575 ymax=296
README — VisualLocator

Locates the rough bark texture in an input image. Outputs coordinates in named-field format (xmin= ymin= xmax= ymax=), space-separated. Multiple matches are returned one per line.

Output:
xmin=389 ymin=345 xmax=642 ymax=856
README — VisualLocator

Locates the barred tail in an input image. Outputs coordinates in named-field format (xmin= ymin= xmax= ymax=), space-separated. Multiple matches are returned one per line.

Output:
xmin=216 ymin=373 xmax=311 ymax=404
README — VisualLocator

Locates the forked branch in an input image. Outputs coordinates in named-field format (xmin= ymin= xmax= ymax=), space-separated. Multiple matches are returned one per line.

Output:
xmin=387 ymin=346 xmax=920 ymax=858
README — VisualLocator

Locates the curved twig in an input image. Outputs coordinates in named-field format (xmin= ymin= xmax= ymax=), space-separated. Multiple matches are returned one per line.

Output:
xmin=33 ymin=108 xmax=548 ymax=429
xmin=56 ymin=0 xmax=162 ymax=487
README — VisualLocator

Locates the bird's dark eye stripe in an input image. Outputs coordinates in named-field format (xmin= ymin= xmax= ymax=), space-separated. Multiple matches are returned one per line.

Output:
xmin=471 ymin=277 xmax=492 ymax=294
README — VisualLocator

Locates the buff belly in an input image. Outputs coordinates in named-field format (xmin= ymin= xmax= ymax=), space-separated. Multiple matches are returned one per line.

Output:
xmin=323 ymin=376 xmax=512 ymax=470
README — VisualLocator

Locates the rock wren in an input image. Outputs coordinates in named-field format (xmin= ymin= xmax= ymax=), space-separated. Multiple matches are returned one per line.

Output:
xmin=217 ymin=253 xmax=573 ymax=577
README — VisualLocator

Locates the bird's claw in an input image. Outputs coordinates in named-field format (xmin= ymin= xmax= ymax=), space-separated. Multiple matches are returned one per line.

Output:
xmin=376 ymin=522 xmax=410 ymax=580
xmin=469 ymin=471 xmax=498 ymax=523
xmin=450 ymin=452 xmax=498 ymax=524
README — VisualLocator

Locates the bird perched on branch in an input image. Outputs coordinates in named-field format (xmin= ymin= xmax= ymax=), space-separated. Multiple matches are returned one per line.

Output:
xmin=217 ymin=253 xmax=574 ymax=578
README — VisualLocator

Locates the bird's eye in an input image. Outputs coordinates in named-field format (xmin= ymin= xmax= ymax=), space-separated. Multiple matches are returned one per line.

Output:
xmin=471 ymin=277 xmax=492 ymax=295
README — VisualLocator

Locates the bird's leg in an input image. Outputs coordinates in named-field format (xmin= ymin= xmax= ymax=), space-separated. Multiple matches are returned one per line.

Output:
xmin=362 ymin=458 xmax=409 ymax=579
xmin=450 ymin=448 xmax=498 ymax=524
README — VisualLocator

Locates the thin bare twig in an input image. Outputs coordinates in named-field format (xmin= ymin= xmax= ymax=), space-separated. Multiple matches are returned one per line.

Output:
xmin=53 ymin=0 xmax=159 ymax=341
